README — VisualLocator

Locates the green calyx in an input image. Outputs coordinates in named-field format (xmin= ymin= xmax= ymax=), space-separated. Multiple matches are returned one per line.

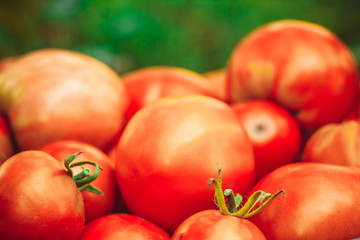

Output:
xmin=64 ymin=152 xmax=104 ymax=195
xmin=207 ymin=166 xmax=284 ymax=218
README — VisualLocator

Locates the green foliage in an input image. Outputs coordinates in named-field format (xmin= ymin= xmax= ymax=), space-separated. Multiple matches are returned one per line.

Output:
xmin=1 ymin=0 xmax=360 ymax=74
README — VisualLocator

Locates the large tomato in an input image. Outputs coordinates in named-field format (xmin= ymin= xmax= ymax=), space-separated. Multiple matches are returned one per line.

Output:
xmin=0 ymin=114 xmax=14 ymax=165
xmin=122 ymin=66 xmax=218 ymax=121
xmin=79 ymin=213 xmax=170 ymax=240
xmin=115 ymin=94 xmax=255 ymax=233
xmin=40 ymin=140 xmax=122 ymax=223
xmin=0 ymin=48 xmax=129 ymax=151
xmin=231 ymin=100 xmax=302 ymax=182
xmin=0 ymin=150 xmax=85 ymax=240
xmin=171 ymin=209 xmax=266 ymax=240
xmin=226 ymin=20 xmax=360 ymax=131
xmin=302 ymin=120 xmax=360 ymax=167
xmin=249 ymin=162 xmax=360 ymax=240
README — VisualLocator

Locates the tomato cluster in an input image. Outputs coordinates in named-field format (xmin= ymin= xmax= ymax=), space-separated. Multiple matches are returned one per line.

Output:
xmin=1 ymin=19 xmax=360 ymax=240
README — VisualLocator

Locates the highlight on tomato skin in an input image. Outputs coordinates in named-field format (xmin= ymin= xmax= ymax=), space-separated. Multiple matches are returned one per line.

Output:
xmin=79 ymin=213 xmax=171 ymax=240
xmin=40 ymin=140 xmax=123 ymax=223
xmin=225 ymin=19 xmax=360 ymax=132
xmin=171 ymin=209 xmax=267 ymax=240
xmin=122 ymin=66 xmax=219 ymax=121
xmin=249 ymin=162 xmax=360 ymax=240
xmin=231 ymin=100 xmax=302 ymax=182
xmin=301 ymin=120 xmax=360 ymax=167
xmin=114 ymin=94 xmax=256 ymax=234
xmin=0 ymin=150 xmax=86 ymax=240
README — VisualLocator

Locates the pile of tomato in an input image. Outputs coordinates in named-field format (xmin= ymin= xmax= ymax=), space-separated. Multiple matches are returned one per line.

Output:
xmin=1 ymin=19 xmax=360 ymax=240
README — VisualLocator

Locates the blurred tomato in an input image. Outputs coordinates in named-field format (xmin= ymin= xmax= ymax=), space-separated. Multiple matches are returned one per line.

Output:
xmin=0 ymin=48 xmax=129 ymax=151
xmin=122 ymin=66 xmax=218 ymax=121
xmin=79 ymin=213 xmax=170 ymax=240
xmin=232 ymin=100 xmax=302 ymax=182
xmin=302 ymin=120 xmax=360 ymax=167
xmin=115 ymin=94 xmax=255 ymax=233
xmin=40 ymin=140 xmax=122 ymax=223
xmin=203 ymin=68 xmax=227 ymax=101
xmin=0 ymin=114 xmax=14 ymax=165
xmin=226 ymin=20 xmax=360 ymax=131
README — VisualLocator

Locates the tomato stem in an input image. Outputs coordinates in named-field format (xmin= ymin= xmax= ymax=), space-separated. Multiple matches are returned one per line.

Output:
xmin=208 ymin=166 xmax=284 ymax=218
xmin=64 ymin=152 xmax=104 ymax=195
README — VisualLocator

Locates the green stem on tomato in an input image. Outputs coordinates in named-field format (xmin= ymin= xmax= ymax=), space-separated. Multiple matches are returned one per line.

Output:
xmin=63 ymin=152 xmax=104 ymax=195
xmin=208 ymin=166 xmax=285 ymax=218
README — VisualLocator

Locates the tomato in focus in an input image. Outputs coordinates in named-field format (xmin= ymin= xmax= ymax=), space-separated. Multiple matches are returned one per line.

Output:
xmin=115 ymin=94 xmax=255 ymax=233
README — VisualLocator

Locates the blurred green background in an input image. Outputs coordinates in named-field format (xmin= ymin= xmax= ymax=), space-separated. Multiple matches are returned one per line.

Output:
xmin=1 ymin=0 xmax=360 ymax=75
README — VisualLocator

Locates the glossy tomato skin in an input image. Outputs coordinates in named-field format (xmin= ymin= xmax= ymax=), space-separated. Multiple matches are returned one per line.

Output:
xmin=232 ymin=100 xmax=302 ymax=182
xmin=0 ymin=48 xmax=129 ymax=151
xmin=122 ymin=66 xmax=218 ymax=121
xmin=226 ymin=20 xmax=360 ymax=131
xmin=171 ymin=209 xmax=266 ymax=240
xmin=40 ymin=140 xmax=122 ymax=223
xmin=250 ymin=162 xmax=360 ymax=240
xmin=115 ymin=94 xmax=255 ymax=233
xmin=302 ymin=120 xmax=360 ymax=167
xmin=0 ymin=150 xmax=85 ymax=240
xmin=79 ymin=213 xmax=170 ymax=240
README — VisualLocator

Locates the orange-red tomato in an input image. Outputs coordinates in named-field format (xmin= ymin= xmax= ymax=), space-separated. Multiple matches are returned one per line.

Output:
xmin=79 ymin=214 xmax=170 ymax=240
xmin=250 ymin=162 xmax=360 ymax=239
xmin=302 ymin=120 xmax=360 ymax=167
xmin=115 ymin=94 xmax=255 ymax=233
xmin=0 ymin=150 xmax=85 ymax=239
xmin=226 ymin=20 xmax=360 ymax=131
xmin=232 ymin=100 xmax=302 ymax=182
xmin=0 ymin=48 xmax=129 ymax=151
xmin=172 ymin=209 xmax=266 ymax=240
xmin=40 ymin=140 xmax=122 ymax=223
xmin=122 ymin=66 xmax=218 ymax=121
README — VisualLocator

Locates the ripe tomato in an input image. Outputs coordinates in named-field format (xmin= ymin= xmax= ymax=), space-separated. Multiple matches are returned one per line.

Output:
xmin=115 ymin=94 xmax=255 ymax=233
xmin=79 ymin=213 xmax=170 ymax=240
xmin=250 ymin=162 xmax=360 ymax=240
xmin=226 ymin=20 xmax=360 ymax=131
xmin=0 ymin=114 xmax=14 ymax=165
xmin=0 ymin=48 xmax=129 ymax=151
xmin=122 ymin=66 xmax=218 ymax=121
xmin=231 ymin=100 xmax=302 ymax=182
xmin=171 ymin=209 xmax=265 ymax=240
xmin=302 ymin=120 xmax=360 ymax=167
xmin=203 ymin=68 xmax=227 ymax=101
xmin=0 ymin=150 xmax=85 ymax=240
xmin=40 ymin=140 xmax=122 ymax=223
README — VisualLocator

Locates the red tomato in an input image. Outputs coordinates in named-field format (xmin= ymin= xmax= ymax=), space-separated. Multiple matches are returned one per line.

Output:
xmin=0 ymin=114 xmax=14 ymax=165
xmin=0 ymin=48 xmax=129 ymax=151
xmin=171 ymin=209 xmax=265 ymax=240
xmin=226 ymin=20 xmax=360 ymax=131
xmin=203 ymin=68 xmax=227 ymax=101
xmin=0 ymin=150 xmax=85 ymax=240
xmin=232 ymin=100 xmax=302 ymax=182
xmin=122 ymin=66 xmax=218 ymax=121
xmin=115 ymin=94 xmax=255 ymax=233
xmin=79 ymin=213 xmax=170 ymax=240
xmin=40 ymin=140 xmax=122 ymax=223
xmin=250 ymin=162 xmax=360 ymax=240
xmin=302 ymin=120 xmax=360 ymax=167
